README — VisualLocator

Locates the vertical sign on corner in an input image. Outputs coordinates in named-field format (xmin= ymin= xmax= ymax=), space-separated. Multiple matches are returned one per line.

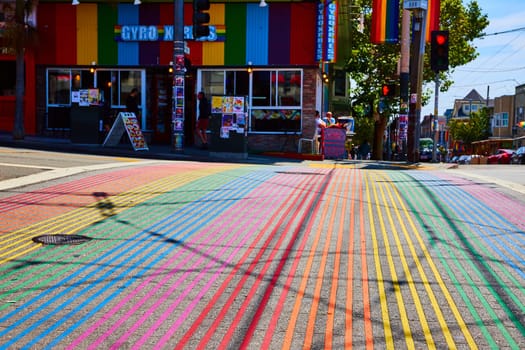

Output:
xmin=315 ymin=1 xmax=325 ymax=62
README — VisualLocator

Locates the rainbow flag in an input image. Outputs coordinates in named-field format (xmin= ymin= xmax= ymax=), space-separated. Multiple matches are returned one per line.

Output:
xmin=371 ymin=0 xmax=400 ymax=44
xmin=517 ymin=121 xmax=525 ymax=128
xmin=426 ymin=0 xmax=441 ymax=42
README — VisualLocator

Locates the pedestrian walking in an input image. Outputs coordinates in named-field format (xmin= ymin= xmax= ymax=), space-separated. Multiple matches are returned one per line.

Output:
xmin=197 ymin=91 xmax=211 ymax=149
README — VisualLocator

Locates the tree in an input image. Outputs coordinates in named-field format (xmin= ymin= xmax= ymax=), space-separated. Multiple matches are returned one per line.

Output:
xmin=3 ymin=0 xmax=38 ymax=140
xmin=448 ymin=107 xmax=491 ymax=151
xmin=344 ymin=0 xmax=489 ymax=160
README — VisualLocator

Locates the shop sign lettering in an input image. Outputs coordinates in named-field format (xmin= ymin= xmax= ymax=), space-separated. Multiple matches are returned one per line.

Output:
xmin=316 ymin=1 xmax=338 ymax=62
xmin=315 ymin=3 xmax=324 ymax=62
xmin=324 ymin=1 xmax=337 ymax=62
xmin=115 ymin=25 xmax=224 ymax=42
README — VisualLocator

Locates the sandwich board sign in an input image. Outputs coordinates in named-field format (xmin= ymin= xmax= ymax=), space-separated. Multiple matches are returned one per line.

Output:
xmin=103 ymin=112 xmax=148 ymax=151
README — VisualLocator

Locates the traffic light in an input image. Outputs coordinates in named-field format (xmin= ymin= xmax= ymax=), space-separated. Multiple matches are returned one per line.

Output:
xmin=193 ymin=0 xmax=210 ymax=39
xmin=430 ymin=30 xmax=449 ymax=72
xmin=381 ymin=83 xmax=396 ymax=97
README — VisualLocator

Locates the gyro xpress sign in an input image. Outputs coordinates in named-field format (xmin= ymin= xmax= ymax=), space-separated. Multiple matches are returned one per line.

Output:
xmin=114 ymin=25 xmax=224 ymax=42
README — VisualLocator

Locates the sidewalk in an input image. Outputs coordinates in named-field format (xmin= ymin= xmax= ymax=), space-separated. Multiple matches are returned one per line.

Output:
xmin=0 ymin=132 xmax=212 ymax=162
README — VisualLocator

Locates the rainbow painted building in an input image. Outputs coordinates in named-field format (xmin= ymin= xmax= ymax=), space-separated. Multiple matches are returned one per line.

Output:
xmin=1 ymin=1 xmax=343 ymax=152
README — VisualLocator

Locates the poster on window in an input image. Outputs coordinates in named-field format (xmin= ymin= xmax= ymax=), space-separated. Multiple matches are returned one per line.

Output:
xmin=235 ymin=113 xmax=246 ymax=128
xmin=211 ymin=96 xmax=223 ymax=113
xmin=212 ymin=96 xmax=247 ymax=139
xmin=222 ymin=114 xmax=233 ymax=128
xmin=78 ymin=90 xmax=89 ymax=106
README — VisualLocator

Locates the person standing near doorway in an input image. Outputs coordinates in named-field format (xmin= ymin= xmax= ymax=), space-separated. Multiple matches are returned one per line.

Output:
xmin=197 ymin=91 xmax=211 ymax=149
xmin=126 ymin=87 xmax=140 ymax=121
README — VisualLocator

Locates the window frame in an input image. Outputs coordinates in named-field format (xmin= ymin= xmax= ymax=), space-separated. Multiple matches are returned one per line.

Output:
xmin=45 ymin=67 xmax=146 ymax=129
xmin=198 ymin=67 xmax=303 ymax=133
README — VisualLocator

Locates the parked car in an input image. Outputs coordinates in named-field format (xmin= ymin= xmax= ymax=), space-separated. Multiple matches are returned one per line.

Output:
xmin=449 ymin=155 xmax=459 ymax=163
xmin=458 ymin=155 xmax=472 ymax=164
xmin=511 ymin=146 xmax=525 ymax=164
xmin=487 ymin=149 xmax=514 ymax=164
xmin=419 ymin=148 xmax=433 ymax=162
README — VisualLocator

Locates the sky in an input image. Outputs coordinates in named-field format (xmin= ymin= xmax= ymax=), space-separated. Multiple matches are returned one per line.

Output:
xmin=421 ymin=0 xmax=525 ymax=117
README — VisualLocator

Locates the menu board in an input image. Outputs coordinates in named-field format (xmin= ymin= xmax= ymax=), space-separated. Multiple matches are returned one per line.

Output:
xmin=103 ymin=112 xmax=149 ymax=151
xmin=323 ymin=127 xmax=346 ymax=159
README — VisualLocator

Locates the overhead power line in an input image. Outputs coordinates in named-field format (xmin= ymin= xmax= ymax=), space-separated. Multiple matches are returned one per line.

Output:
xmin=483 ymin=26 xmax=525 ymax=36
xmin=458 ymin=66 xmax=525 ymax=73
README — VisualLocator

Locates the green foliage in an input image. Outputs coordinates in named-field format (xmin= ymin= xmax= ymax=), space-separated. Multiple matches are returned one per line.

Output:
xmin=448 ymin=107 xmax=491 ymax=147
xmin=342 ymin=0 xmax=489 ymax=157
xmin=347 ymin=0 xmax=488 ymax=108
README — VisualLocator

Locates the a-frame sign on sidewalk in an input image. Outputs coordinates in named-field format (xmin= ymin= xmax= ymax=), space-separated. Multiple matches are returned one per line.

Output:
xmin=102 ymin=112 xmax=149 ymax=151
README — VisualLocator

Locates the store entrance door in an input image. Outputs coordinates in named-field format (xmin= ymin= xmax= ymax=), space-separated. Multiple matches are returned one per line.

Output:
xmin=149 ymin=69 xmax=195 ymax=146
xmin=151 ymin=73 xmax=172 ymax=144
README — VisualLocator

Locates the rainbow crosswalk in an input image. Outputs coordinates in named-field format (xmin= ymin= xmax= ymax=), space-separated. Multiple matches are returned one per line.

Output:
xmin=1 ymin=162 xmax=524 ymax=349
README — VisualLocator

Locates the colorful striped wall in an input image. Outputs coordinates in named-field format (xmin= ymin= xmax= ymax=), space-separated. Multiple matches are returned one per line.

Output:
xmin=36 ymin=2 xmax=317 ymax=67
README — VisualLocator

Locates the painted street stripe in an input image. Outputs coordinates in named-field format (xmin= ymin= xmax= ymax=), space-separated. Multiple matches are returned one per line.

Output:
xmin=379 ymin=171 xmax=470 ymax=348
xmin=177 ymin=169 xmax=327 ymax=348
xmin=62 ymin=167 xmax=276 ymax=349
xmin=302 ymin=170 xmax=342 ymax=349
xmin=103 ymin=169 xmax=287 ymax=349
xmin=395 ymin=170 xmax=518 ymax=347
xmin=0 ymin=160 xmax=160 ymax=191
xmin=213 ymin=169 xmax=329 ymax=349
xmin=279 ymin=170 xmax=336 ymax=349
xmin=0 ymin=165 xmax=241 ymax=347
xmin=0 ymin=166 xmax=211 ymax=309
xmin=364 ymin=170 xmax=394 ymax=349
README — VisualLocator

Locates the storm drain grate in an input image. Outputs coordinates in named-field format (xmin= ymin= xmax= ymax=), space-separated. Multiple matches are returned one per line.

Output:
xmin=33 ymin=234 xmax=93 ymax=245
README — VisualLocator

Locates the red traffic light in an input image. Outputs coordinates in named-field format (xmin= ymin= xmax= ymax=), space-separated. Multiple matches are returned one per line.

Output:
xmin=430 ymin=30 xmax=449 ymax=72
xmin=435 ymin=34 xmax=447 ymax=45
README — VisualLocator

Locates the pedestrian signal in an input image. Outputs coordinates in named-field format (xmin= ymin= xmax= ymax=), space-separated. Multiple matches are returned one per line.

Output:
xmin=193 ymin=0 xmax=210 ymax=39
xmin=381 ymin=83 xmax=396 ymax=97
xmin=431 ymin=30 xmax=449 ymax=72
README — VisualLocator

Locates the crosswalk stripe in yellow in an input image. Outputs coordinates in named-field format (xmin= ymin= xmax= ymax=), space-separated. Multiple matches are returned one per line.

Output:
xmin=364 ymin=171 xmax=395 ymax=349
xmin=384 ymin=172 xmax=478 ymax=349
xmin=375 ymin=171 xmax=436 ymax=348
xmin=0 ymin=167 xmax=235 ymax=265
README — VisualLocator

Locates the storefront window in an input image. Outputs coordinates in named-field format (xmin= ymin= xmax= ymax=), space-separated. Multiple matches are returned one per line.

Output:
xmin=226 ymin=71 xmax=249 ymax=97
xmin=48 ymin=70 xmax=72 ymax=105
xmin=46 ymin=68 xmax=145 ymax=129
xmin=0 ymin=60 xmax=16 ymax=96
xmin=277 ymin=71 xmax=301 ymax=106
xmin=199 ymin=68 xmax=302 ymax=133
xmin=334 ymin=70 xmax=346 ymax=97
xmin=119 ymin=70 xmax=142 ymax=105
xmin=252 ymin=71 xmax=271 ymax=107
xmin=250 ymin=69 xmax=302 ymax=132
xmin=201 ymin=71 xmax=225 ymax=96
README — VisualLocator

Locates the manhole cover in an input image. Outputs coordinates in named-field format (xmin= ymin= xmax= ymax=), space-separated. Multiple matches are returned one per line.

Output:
xmin=33 ymin=234 xmax=92 ymax=245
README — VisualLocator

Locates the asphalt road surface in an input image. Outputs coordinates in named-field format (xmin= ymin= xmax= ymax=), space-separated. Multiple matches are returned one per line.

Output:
xmin=1 ymin=147 xmax=524 ymax=349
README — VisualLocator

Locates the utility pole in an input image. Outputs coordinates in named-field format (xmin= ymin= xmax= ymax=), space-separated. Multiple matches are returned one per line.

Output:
xmin=399 ymin=9 xmax=411 ymax=161
xmin=432 ymin=74 xmax=439 ymax=162
xmin=172 ymin=0 xmax=185 ymax=152
xmin=405 ymin=1 xmax=428 ymax=163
